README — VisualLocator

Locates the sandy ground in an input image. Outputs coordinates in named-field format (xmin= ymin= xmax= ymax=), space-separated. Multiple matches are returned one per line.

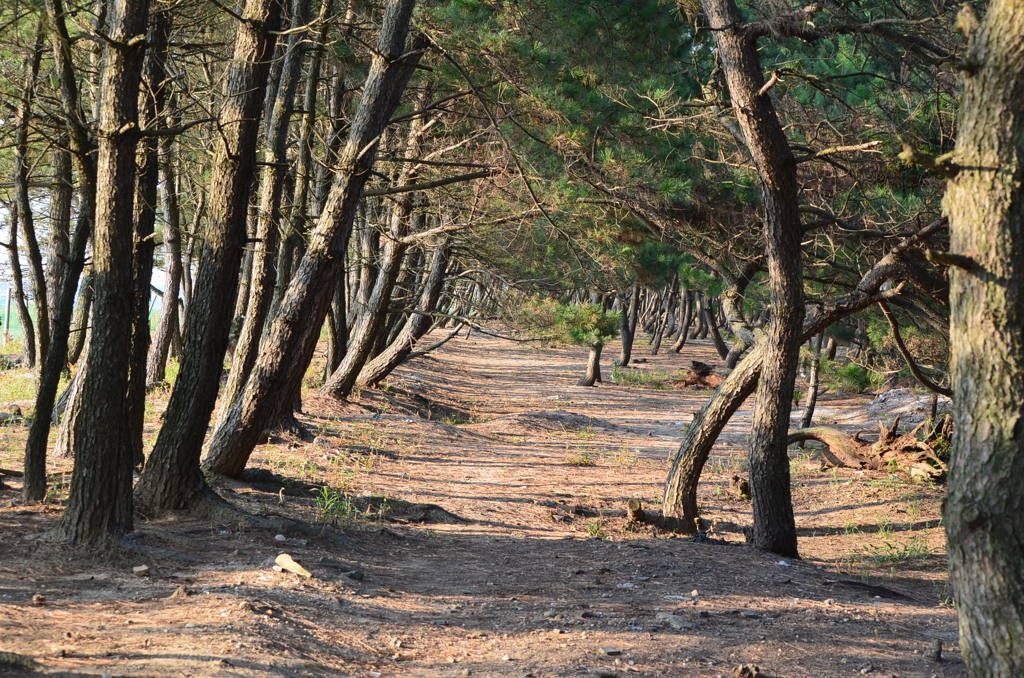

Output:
xmin=0 ymin=333 xmax=961 ymax=677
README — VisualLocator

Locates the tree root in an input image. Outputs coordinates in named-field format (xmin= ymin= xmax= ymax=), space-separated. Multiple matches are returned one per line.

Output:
xmin=626 ymin=498 xmax=698 ymax=534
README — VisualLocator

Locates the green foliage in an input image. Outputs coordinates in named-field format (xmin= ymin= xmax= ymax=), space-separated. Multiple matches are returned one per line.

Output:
xmin=312 ymin=486 xmax=357 ymax=524
xmin=520 ymin=298 xmax=620 ymax=348
xmin=823 ymin=361 xmax=884 ymax=394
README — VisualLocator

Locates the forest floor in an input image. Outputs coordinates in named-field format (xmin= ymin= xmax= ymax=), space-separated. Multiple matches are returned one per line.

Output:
xmin=0 ymin=334 xmax=962 ymax=677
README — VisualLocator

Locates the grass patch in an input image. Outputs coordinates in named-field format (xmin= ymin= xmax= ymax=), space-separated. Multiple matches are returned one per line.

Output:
xmin=609 ymin=364 xmax=668 ymax=389
xmin=564 ymin=451 xmax=597 ymax=467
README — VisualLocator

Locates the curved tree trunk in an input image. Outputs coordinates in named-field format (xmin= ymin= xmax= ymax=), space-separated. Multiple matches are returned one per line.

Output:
xmin=670 ymin=290 xmax=694 ymax=353
xmin=942 ymin=1 xmax=1024 ymax=672
xmin=704 ymin=306 xmax=729 ymax=360
xmin=799 ymin=332 xmax=825 ymax=430
xmin=577 ymin=342 xmax=603 ymax=387
xmin=702 ymin=0 xmax=805 ymax=557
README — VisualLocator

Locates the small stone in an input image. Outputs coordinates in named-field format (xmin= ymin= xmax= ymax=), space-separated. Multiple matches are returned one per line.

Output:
xmin=543 ymin=609 xmax=559 ymax=618
xmin=31 ymin=594 xmax=45 ymax=606
xmin=739 ymin=610 xmax=760 ymax=619
xmin=656 ymin=613 xmax=695 ymax=630
xmin=616 ymin=583 xmax=635 ymax=590
xmin=274 ymin=534 xmax=287 ymax=542
xmin=501 ymin=654 xmax=512 ymax=661
xmin=859 ymin=664 xmax=873 ymax=674
xmin=601 ymin=647 xmax=623 ymax=656
xmin=132 ymin=564 xmax=150 ymax=577
xmin=690 ymin=589 xmax=699 ymax=597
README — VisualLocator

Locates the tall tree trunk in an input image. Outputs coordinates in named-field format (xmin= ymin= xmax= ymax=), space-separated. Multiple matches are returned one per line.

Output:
xmin=942 ymin=2 xmax=1024 ymax=673
xmin=702 ymin=0 xmax=804 ymax=557
xmin=58 ymin=0 xmax=151 ymax=544
xmin=134 ymin=0 xmax=283 ymax=515
xmin=127 ymin=8 xmax=171 ymax=467
xmin=202 ymin=0 xmax=423 ymax=478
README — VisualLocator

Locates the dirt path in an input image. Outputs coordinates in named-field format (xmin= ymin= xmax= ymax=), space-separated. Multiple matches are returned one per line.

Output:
xmin=0 ymin=334 xmax=962 ymax=677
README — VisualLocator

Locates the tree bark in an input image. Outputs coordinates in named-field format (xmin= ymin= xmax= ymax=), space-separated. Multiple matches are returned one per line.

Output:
xmin=134 ymin=0 xmax=283 ymax=515
xmin=202 ymin=0 xmax=423 ymax=478
xmin=58 ymin=0 xmax=152 ymax=544
xmin=942 ymin=1 xmax=1024 ymax=672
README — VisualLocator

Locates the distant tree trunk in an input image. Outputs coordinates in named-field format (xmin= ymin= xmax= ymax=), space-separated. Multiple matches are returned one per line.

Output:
xmin=578 ymin=342 xmax=603 ymax=387
xmin=705 ymin=306 xmax=729 ymax=360
xmin=799 ymin=332 xmax=824 ymax=430
xmin=134 ymin=0 xmax=283 ymax=516
xmin=2 ymin=207 xmax=35 ymax=366
xmin=146 ymin=105 xmax=183 ymax=385
xmin=703 ymin=0 xmax=804 ymax=557
xmin=671 ymin=290 xmax=695 ymax=352
xmin=618 ymin=283 xmax=639 ymax=365
xmin=202 ymin=0 xmax=424 ymax=478
xmin=67 ymin=275 xmax=92 ymax=365
xmin=322 ymin=98 xmax=433 ymax=401
xmin=47 ymin=142 xmax=73 ymax=314
xmin=824 ymin=334 xmax=837 ymax=361
xmin=358 ymin=239 xmax=450 ymax=388
xmin=13 ymin=28 xmax=49 ymax=367
xmin=58 ymin=0 xmax=151 ymax=544
xmin=942 ymin=1 xmax=1024 ymax=673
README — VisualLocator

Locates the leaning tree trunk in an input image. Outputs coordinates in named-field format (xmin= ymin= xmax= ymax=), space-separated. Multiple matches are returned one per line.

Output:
xmin=703 ymin=0 xmax=805 ymax=557
xmin=134 ymin=0 xmax=283 ymax=515
xmin=942 ymin=1 xmax=1024 ymax=673
xmin=126 ymin=8 xmax=171 ymax=468
xmin=577 ymin=342 xmax=604 ymax=387
xmin=704 ymin=306 xmax=729 ymax=360
xmin=202 ymin=0 xmax=423 ymax=479
xmin=22 ymin=0 xmax=100 ymax=501
xmin=218 ymin=0 xmax=311 ymax=421
xmin=58 ymin=0 xmax=151 ymax=544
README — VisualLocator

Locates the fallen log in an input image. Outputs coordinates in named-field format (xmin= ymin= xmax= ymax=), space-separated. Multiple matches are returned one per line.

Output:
xmin=680 ymin=361 xmax=724 ymax=388
xmin=788 ymin=415 xmax=948 ymax=481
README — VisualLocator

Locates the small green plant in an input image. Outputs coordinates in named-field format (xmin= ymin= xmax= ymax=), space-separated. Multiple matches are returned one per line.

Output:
xmin=313 ymin=486 xmax=357 ymax=524
xmin=585 ymin=518 xmax=607 ymax=539
xmin=862 ymin=535 xmax=931 ymax=565
xmin=609 ymin=364 xmax=667 ymax=389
